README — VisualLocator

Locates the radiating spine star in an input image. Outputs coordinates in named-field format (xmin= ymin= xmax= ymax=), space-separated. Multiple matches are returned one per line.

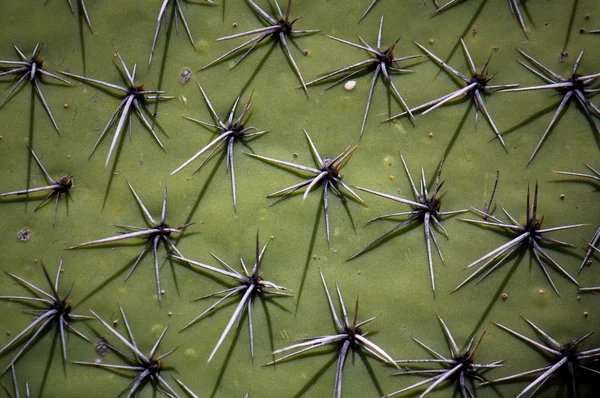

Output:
xmin=0 ymin=42 xmax=71 ymax=133
xmin=351 ymin=156 xmax=467 ymax=294
xmin=388 ymin=39 xmax=518 ymax=149
xmin=170 ymin=83 xmax=268 ymax=211
xmin=266 ymin=271 xmax=398 ymax=398
xmin=61 ymin=51 xmax=174 ymax=167
xmin=73 ymin=307 xmax=189 ymax=397
xmin=500 ymin=49 xmax=600 ymax=164
xmin=386 ymin=316 xmax=502 ymax=397
xmin=455 ymin=182 xmax=585 ymax=295
xmin=0 ymin=260 xmax=91 ymax=373
xmin=0 ymin=149 xmax=73 ymax=228
xmin=246 ymin=129 xmax=365 ymax=247
xmin=553 ymin=164 xmax=600 ymax=271
xmin=149 ymin=0 xmax=215 ymax=66
xmin=173 ymin=233 xmax=288 ymax=363
xmin=480 ymin=317 xmax=600 ymax=397
xmin=304 ymin=15 xmax=423 ymax=137
xmin=68 ymin=182 xmax=192 ymax=302
xmin=201 ymin=0 xmax=319 ymax=94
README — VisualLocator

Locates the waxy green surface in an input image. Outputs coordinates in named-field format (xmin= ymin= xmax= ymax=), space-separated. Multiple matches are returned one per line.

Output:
xmin=0 ymin=0 xmax=599 ymax=397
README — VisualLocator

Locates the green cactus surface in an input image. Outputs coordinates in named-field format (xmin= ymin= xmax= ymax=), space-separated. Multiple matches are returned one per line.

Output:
xmin=0 ymin=0 xmax=599 ymax=397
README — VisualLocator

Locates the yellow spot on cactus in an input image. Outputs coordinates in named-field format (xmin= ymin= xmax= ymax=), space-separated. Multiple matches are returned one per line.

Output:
xmin=184 ymin=348 xmax=198 ymax=360
xmin=151 ymin=324 xmax=164 ymax=337
xmin=196 ymin=40 xmax=210 ymax=53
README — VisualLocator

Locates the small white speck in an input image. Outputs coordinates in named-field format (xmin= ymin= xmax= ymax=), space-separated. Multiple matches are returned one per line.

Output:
xmin=344 ymin=80 xmax=357 ymax=91
xmin=95 ymin=358 xmax=102 ymax=364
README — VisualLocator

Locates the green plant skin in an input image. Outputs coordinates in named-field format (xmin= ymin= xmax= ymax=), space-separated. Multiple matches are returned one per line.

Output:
xmin=0 ymin=0 xmax=599 ymax=396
